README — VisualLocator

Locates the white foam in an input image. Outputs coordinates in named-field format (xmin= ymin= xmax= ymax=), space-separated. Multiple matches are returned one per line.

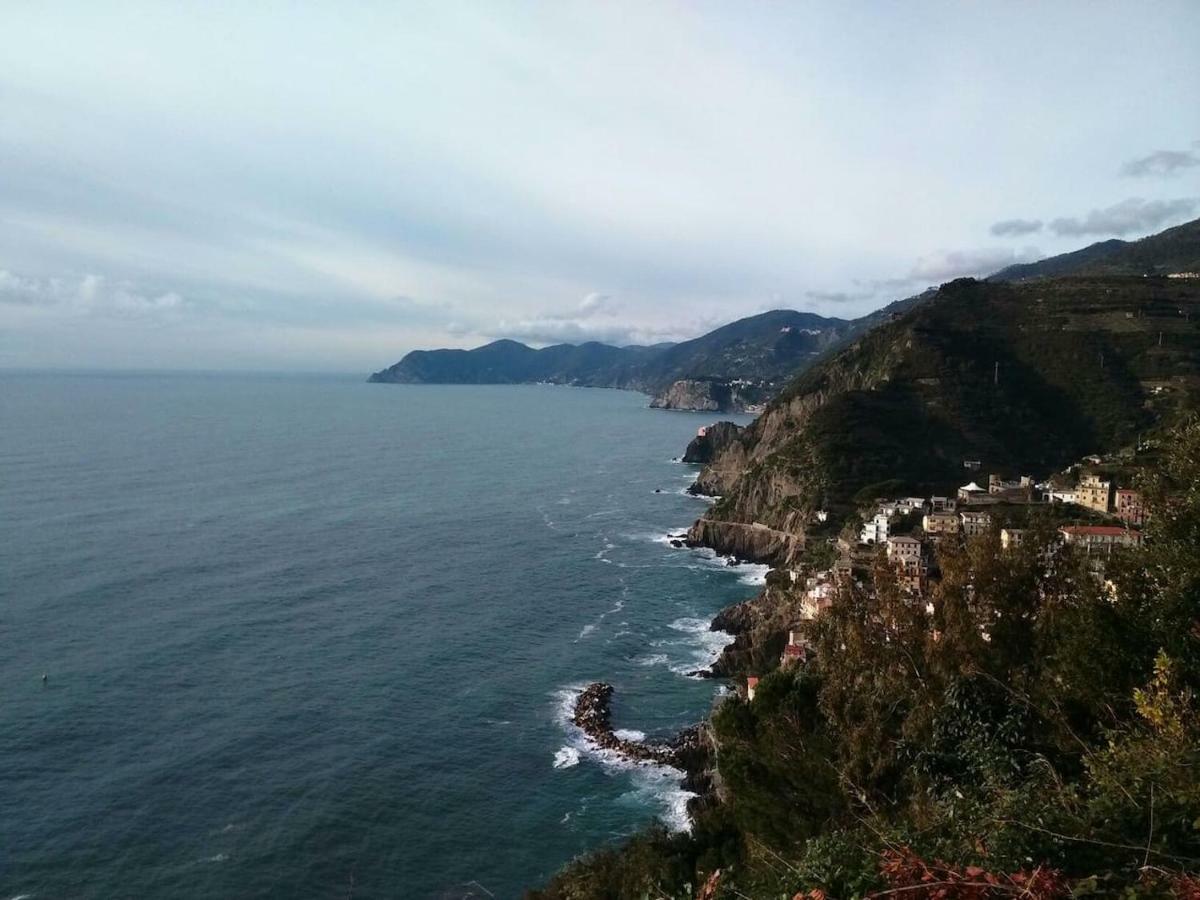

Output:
xmin=659 ymin=617 xmax=736 ymax=676
xmin=737 ymin=563 xmax=771 ymax=586
xmin=613 ymin=728 xmax=646 ymax=741
xmin=577 ymin=624 xmax=597 ymax=639
xmin=635 ymin=652 xmax=670 ymax=667
xmin=553 ymin=746 xmax=581 ymax=768
xmin=551 ymin=685 xmax=694 ymax=830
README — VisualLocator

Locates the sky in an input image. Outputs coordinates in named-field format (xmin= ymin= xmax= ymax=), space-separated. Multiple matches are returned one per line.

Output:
xmin=1 ymin=2 xmax=1198 ymax=372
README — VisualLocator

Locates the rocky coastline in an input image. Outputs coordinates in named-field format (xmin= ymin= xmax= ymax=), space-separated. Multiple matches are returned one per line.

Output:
xmin=570 ymin=682 xmax=713 ymax=796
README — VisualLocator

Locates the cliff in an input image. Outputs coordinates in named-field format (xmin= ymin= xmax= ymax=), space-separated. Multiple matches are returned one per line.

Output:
xmin=681 ymin=421 xmax=743 ymax=464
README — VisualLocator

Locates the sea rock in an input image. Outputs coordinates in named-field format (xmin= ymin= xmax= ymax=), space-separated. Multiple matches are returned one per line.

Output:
xmin=571 ymin=683 xmax=709 ymax=776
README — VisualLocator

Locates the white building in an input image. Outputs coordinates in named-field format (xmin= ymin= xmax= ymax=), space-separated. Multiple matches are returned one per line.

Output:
xmin=961 ymin=510 xmax=992 ymax=537
xmin=860 ymin=512 xmax=891 ymax=544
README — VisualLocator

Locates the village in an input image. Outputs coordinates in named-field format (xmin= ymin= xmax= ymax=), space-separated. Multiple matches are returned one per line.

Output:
xmin=743 ymin=456 xmax=1148 ymax=701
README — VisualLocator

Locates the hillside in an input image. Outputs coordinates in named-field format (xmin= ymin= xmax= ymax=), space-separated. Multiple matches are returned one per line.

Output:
xmin=368 ymin=309 xmax=854 ymax=408
xmin=992 ymin=216 xmax=1200 ymax=280
xmin=691 ymin=275 xmax=1200 ymax=559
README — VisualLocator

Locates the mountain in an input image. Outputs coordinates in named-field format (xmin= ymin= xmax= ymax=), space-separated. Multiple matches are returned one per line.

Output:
xmin=369 ymin=309 xmax=855 ymax=410
xmin=689 ymin=273 xmax=1200 ymax=562
xmin=991 ymin=216 xmax=1200 ymax=280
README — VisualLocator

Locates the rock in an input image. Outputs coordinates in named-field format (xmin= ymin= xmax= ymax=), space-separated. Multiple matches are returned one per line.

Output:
xmin=571 ymin=682 xmax=711 ymax=776
xmin=670 ymin=539 xmax=685 ymax=548
xmin=686 ymin=519 xmax=804 ymax=567
xmin=682 ymin=421 xmax=744 ymax=465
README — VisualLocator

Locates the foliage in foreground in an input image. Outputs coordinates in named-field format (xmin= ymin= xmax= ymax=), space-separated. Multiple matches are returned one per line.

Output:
xmin=531 ymin=420 xmax=1200 ymax=899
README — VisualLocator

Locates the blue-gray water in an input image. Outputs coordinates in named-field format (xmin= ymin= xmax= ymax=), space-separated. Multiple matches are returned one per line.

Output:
xmin=1 ymin=374 xmax=759 ymax=899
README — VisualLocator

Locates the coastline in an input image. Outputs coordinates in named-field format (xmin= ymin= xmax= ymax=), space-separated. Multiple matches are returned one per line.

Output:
xmin=553 ymin=452 xmax=774 ymax=839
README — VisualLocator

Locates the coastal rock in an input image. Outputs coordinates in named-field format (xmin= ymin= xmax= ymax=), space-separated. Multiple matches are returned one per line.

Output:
xmin=686 ymin=519 xmax=803 ymax=567
xmin=650 ymin=379 xmax=729 ymax=412
xmin=571 ymin=683 xmax=709 ymax=778
xmin=681 ymin=421 xmax=744 ymax=465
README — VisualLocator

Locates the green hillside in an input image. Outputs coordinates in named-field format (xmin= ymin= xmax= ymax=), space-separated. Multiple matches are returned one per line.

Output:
xmin=698 ymin=275 xmax=1200 ymax=530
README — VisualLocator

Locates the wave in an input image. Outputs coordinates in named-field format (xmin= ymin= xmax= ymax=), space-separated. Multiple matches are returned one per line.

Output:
xmin=551 ymin=686 xmax=693 ymax=832
xmin=577 ymin=624 xmax=597 ymax=640
xmin=553 ymin=746 xmax=581 ymax=769
xmin=613 ymin=728 xmax=646 ymax=741
xmin=658 ymin=616 xmax=735 ymax=676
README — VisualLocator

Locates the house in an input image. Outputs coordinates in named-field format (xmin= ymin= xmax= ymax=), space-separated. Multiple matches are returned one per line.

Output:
xmin=801 ymin=578 xmax=834 ymax=619
xmin=860 ymin=512 xmax=891 ymax=544
xmin=1046 ymin=489 xmax=1078 ymax=504
xmin=1115 ymin=489 xmax=1145 ymax=526
xmin=923 ymin=511 xmax=961 ymax=536
xmin=746 ymin=676 xmax=759 ymax=701
xmin=961 ymin=510 xmax=992 ymax=538
xmin=929 ymin=495 xmax=957 ymax=512
xmin=1078 ymin=474 xmax=1113 ymax=514
xmin=1060 ymin=525 xmax=1143 ymax=553
xmin=963 ymin=459 xmax=982 ymax=470
xmin=898 ymin=497 xmax=926 ymax=514
xmin=886 ymin=535 xmax=923 ymax=563
xmin=958 ymin=481 xmax=988 ymax=502
xmin=781 ymin=630 xmax=808 ymax=666
xmin=1000 ymin=528 xmax=1025 ymax=551
xmin=989 ymin=474 xmax=1034 ymax=497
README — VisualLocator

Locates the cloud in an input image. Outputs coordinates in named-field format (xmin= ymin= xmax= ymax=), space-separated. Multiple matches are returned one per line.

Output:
xmin=1048 ymin=197 xmax=1197 ymax=237
xmin=0 ymin=269 xmax=189 ymax=315
xmin=1120 ymin=148 xmax=1200 ymax=178
xmin=907 ymin=247 xmax=1043 ymax=282
xmin=804 ymin=289 xmax=875 ymax=304
xmin=990 ymin=218 xmax=1043 ymax=237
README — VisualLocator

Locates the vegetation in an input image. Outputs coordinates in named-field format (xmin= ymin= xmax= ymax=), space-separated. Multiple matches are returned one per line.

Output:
xmin=531 ymin=418 xmax=1200 ymax=899
xmin=707 ymin=274 xmax=1200 ymax=529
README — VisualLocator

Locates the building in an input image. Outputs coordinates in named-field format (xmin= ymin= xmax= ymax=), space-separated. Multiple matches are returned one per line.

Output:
xmin=800 ymin=578 xmax=834 ymax=619
xmin=961 ymin=510 xmax=992 ymax=538
xmin=860 ymin=512 xmax=891 ymax=544
xmin=1115 ymin=489 xmax=1145 ymax=526
xmin=989 ymin=474 xmax=1034 ymax=498
xmin=1045 ymin=488 xmax=1078 ymax=504
xmin=898 ymin=497 xmax=926 ymax=514
xmin=923 ymin=511 xmax=961 ymax=536
xmin=1060 ymin=525 xmax=1143 ymax=553
xmin=929 ymin=495 xmax=957 ymax=512
xmin=781 ymin=630 xmax=808 ymax=666
xmin=1078 ymin=474 xmax=1113 ymax=513
xmin=958 ymin=481 xmax=988 ymax=503
xmin=886 ymin=535 xmax=922 ymax=563
xmin=746 ymin=676 xmax=759 ymax=701
xmin=1000 ymin=528 xmax=1025 ymax=551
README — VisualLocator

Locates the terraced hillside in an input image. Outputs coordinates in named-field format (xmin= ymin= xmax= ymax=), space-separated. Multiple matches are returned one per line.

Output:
xmin=692 ymin=275 xmax=1200 ymax=554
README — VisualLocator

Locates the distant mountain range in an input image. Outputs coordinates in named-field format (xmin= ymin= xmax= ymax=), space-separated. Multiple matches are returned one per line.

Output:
xmin=369 ymin=309 xmax=859 ymax=410
xmin=370 ymin=217 xmax=1200 ymax=411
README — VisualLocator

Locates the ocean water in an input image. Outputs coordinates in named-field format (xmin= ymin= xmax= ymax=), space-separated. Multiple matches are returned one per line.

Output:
xmin=0 ymin=374 xmax=759 ymax=899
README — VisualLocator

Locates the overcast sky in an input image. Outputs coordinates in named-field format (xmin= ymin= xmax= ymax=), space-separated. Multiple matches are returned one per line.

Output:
xmin=2 ymin=2 xmax=1198 ymax=371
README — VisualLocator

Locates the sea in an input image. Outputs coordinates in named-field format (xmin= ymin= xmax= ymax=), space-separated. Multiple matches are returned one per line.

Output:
xmin=0 ymin=373 xmax=761 ymax=899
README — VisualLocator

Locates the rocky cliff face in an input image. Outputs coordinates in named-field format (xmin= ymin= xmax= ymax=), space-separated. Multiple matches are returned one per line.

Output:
xmin=649 ymin=379 xmax=732 ymax=412
xmin=682 ymin=421 xmax=743 ymax=464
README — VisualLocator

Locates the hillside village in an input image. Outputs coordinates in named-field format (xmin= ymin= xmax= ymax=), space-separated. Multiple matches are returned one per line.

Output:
xmin=739 ymin=449 xmax=1153 ymax=696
